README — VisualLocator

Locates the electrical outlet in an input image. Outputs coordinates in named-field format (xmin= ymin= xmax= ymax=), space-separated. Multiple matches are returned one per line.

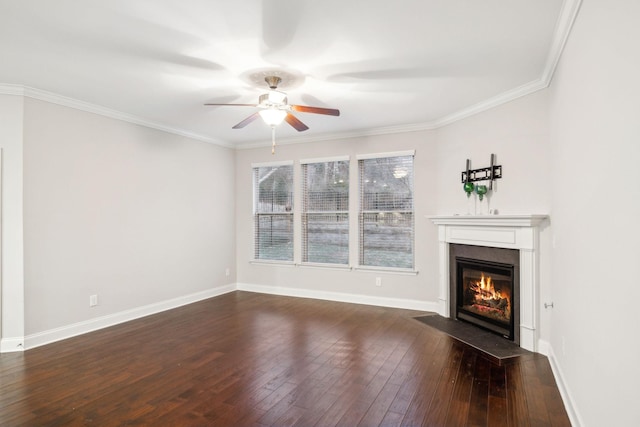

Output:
xmin=375 ymin=277 xmax=382 ymax=287
xmin=89 ymin=294 xmax=98 ymax=307
xmin=225 ymin=268 xmax=230 ymax=277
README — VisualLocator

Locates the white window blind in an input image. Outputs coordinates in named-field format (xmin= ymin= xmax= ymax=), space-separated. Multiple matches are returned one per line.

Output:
xmin=253 ymin=164 xmax=294 ymax=261
xmin=359 ymin=154 xmax=414 ymax=269
xmin=302 ymin=160 xmax=349 ymax=264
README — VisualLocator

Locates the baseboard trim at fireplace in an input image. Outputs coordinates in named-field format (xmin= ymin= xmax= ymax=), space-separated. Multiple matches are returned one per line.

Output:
xmin=414 ymin=314 xmax=537 ymax=365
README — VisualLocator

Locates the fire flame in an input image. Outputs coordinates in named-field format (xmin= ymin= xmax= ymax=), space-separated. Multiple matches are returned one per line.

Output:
xmin=466 ymin=272 xmax=511 ymax=321
xmin=477 ymin=273 xmax=502 ymax=300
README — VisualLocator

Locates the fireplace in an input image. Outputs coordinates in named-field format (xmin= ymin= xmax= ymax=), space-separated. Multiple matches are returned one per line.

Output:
xmin=430 ymin=215 xmax=547 ymax=352
xmin=456 ymin=257 xmax=515 ymax=340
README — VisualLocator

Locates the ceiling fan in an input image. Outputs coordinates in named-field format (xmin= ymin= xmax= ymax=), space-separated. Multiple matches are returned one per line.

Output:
xmin=204 ymin=76 xmax=340 ymax=132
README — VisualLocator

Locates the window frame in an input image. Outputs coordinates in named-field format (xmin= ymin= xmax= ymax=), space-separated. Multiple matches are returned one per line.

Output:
xmin=250 ymin=152 xmax=417 ymax=275
xmin=300 ymin=156 xmax=350 ymax=267
xmin=252 ymin=161 xmax=295 ymax=264
xmin=357 ymin=151 xmax=416 ymax=272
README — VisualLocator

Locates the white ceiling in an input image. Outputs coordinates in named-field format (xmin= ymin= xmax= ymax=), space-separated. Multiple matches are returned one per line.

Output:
xmin=0 ymin=0 xmax=574 ymax=148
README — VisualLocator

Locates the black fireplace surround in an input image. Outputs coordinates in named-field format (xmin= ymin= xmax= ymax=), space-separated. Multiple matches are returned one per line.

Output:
xmin=449 ymin=244 xmax=520 ymax=344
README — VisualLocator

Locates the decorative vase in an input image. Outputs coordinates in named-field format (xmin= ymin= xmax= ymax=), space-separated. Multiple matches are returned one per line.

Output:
xmin=475 ymin=184 xmax=488 ymax=214
xmin=463 ymin=182 xmax=475 ymax=215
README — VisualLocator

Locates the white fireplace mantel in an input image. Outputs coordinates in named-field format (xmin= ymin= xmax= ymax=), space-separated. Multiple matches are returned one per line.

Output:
xmin=429 ymin=214 xmax=548 ymax=352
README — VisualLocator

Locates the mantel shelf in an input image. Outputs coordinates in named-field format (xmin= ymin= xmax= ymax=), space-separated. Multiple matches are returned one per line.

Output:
xmin=428 ymin=214 xmax=549 ymax=228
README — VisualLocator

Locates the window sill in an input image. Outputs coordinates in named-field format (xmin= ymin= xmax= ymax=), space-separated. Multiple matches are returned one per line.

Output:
xmin=297 ymin=263 xmax=352 ymax=272
xmin=353 ymin=266 xmax=419 ymax=276
xmin=250 ymin=260 xmax=295 ymax=267
xmin=249 ymin=260 xmax=418 ymax=276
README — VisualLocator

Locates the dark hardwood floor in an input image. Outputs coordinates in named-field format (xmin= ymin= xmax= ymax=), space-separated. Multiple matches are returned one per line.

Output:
xmin=0 ymin=291 xmax=570 ymax=426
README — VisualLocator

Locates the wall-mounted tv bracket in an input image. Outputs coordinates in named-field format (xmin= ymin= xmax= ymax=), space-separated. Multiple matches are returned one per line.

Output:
xmin=461 ymin=154 xmax=502 ymax=189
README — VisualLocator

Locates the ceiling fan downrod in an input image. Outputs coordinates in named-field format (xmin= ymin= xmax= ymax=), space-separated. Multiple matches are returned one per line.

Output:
xmin=271 ymin=125 xmax=277 ymax=155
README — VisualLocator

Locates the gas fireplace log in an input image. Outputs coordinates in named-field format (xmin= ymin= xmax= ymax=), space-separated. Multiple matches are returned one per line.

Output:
xmin=477 ymin=298 xmax=508 ymax=310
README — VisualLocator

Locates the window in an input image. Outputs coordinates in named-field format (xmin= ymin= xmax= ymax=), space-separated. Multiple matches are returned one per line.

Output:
xmin=301 ymin=158 xmax=349 ymax=265
xmin=253 ymin=163 xmax=294 ymax=261
xmin=358 ymin=152 xmax=414 ymax=269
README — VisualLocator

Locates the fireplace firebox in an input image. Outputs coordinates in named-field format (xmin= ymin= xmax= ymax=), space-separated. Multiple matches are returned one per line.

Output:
xmin=449 ymin=244 xmax=520 ymax=344
xmin=456 ymin=258 xmax=514 ymax=340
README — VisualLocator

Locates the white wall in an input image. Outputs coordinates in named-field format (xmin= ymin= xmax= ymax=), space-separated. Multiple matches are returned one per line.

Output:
xmin=0 ymin=94 xmax=25 ymax=351
xmin=547 ymin=1 xmax=640 ymax=425
xmin=235 ymin=132 xmax=440 ymax=307
xmin=235 ymin=95 xmax=553 ymax=314
xmin=21 ymin=98 xmax=236 ymax=339
xmin=435 ymin=89 xmax=551 ymax=216
xmin=434 ymin=89 xmax=554 ymax=347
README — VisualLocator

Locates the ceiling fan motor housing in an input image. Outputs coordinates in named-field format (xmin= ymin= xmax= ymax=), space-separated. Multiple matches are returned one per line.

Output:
xmin=259 ymin=92 xmax=287 ymax=107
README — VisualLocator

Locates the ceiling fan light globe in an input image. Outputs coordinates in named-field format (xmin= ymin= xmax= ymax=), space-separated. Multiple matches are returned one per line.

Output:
xmin=259 ymin=109 xmax=287 ymax=126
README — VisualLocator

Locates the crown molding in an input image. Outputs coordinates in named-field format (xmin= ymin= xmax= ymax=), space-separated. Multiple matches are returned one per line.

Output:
xmin=0 ymin=84 xmax=234 ymax=149
xmin=541 ymin=0 xmax=583 ymax=84
xmin=0 ymin=1 xmax=581 ymax=152
xmin=234 ymin=121 xmax=439 ymax=150
xmin=236 ymin=75 xmax=549 ymax=150
xmin=238 ymin=0 xmax=583 ymax=150
xmin=429 ymin=78 xmax=550 ymax=129
xmin=234 ymin=77 xmax=551 ymax=150
xmin=421 ymin=0 xmax=582 ymax=129
xmin=0 ymin=83 xmax=25 ymax=96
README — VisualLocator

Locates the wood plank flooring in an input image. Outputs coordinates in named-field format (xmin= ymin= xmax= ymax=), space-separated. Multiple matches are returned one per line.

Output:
xmin=0 ymin=291 xmax=570 ymax=426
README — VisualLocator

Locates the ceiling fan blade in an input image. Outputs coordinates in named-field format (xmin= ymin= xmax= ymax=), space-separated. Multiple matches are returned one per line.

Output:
xmin=284 ymin=113 xmax=309 ymax=132
xmin=291 ymin=105 xmax=340 ymax=116
xmin=232 ymin=112 xmax=261 ymax=129
xmin=204 ymin=103 xmax=259 ymax=107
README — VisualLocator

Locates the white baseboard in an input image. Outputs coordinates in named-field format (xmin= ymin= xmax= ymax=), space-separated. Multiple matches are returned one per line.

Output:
xmin=4 ymin=283 xmax=437 ymax=353
xmin=547 ymin=345 xmax=583 ymax=427
xmin=537 ymin=338 xmax=550 ymax=356
xmin=0 ymin=336 xmax=26 ymax=353
xmin=21 ymin=284 xmax=236 ymax=351
xmin=237 ymin=282 xmax=439 ymax=312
